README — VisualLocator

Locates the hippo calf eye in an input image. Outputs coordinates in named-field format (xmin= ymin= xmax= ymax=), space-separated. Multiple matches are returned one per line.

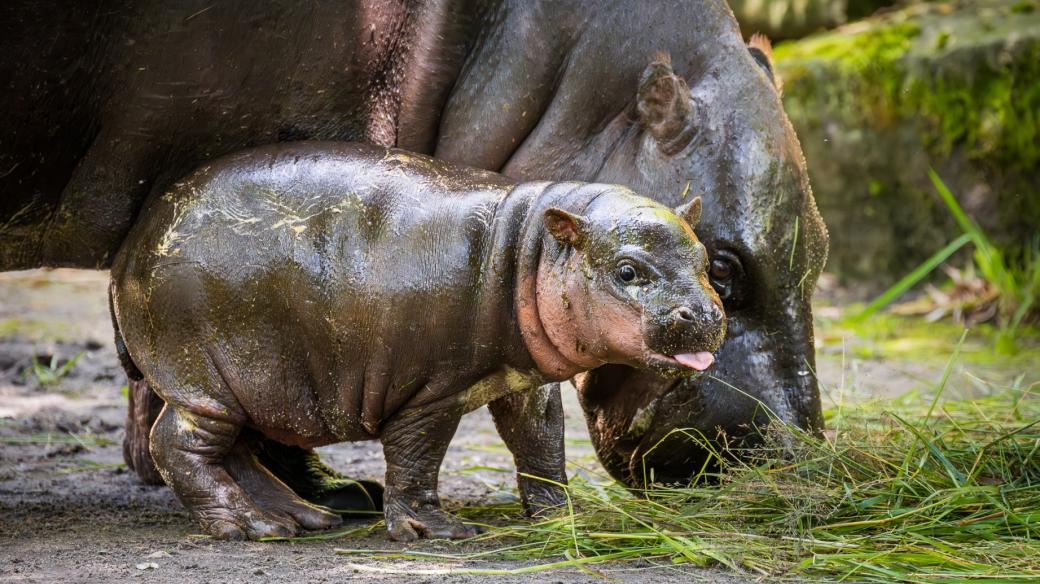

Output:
xmin=617 ymin=263 xmax=638 ymax=283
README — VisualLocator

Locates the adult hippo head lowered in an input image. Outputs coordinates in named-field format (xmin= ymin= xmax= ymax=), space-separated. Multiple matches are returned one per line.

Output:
xmin=432 ymin=8 xmax=829 ymax=486
xmin=570 ymin=50 xmax=829 ymax=486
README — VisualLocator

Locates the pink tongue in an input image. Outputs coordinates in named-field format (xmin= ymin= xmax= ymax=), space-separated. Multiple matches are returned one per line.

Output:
xmin=674 ymin=352 xmax=715 ymax=371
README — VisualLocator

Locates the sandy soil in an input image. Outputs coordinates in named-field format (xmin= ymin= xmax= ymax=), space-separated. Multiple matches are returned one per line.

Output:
xmin=1 ymin=269 xmax=1033 ymax=583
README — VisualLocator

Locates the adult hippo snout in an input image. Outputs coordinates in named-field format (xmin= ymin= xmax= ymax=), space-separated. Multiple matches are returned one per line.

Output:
xmin=579 ymin=297 xmax=822 ymax=486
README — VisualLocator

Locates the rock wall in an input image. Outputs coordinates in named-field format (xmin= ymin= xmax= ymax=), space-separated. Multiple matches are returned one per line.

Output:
xmin=729 ymin=0 xmax=894 ymax=40
xmin=771 ymin=0 xmax=1040 ymax=286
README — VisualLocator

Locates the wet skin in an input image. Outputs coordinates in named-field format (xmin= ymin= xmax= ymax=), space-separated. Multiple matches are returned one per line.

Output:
xmin=109 ymin=142 xmax=725 ymax=540
xmin=2 ymin=0 xmax=826 ymax=494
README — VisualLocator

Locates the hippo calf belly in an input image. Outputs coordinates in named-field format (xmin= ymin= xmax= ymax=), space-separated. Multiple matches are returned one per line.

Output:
xmin=111 ymin=141 xmax=725 ymax=541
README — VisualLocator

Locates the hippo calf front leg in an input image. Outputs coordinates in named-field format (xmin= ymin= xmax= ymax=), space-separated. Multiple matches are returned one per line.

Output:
xmin=381 ymin=403 xmax=481 ymax=542
xmin=489 ymin=383 xmax=567 ymax=515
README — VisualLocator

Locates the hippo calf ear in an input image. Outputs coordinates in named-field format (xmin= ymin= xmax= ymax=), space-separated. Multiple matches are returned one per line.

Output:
xmin=748 ymin=33 xmax=783 ymax=93
xmin=637 ymin=53 xmax=694 ymax=153
xmin=675 ymin=196 xmax=703 ymax=229
xmin=543 ymin=208 xmax=590 ymax=249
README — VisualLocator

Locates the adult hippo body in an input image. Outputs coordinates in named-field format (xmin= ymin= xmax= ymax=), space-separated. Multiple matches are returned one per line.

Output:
xmin=1 ymin=1 xmax=827 ymax=493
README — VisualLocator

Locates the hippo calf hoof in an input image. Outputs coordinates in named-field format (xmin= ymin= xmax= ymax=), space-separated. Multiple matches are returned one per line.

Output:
xmin=202 ymin=509 xmax=299 ymax=541
xmin=385 ymin=503 xmax=483 ymax=542
xmin=199 ymin=499 xmax=343 ymax=541
xmin=519 ymin=482 xmax=568 ymax=517
xmin=202 ymin=504 xmax=342 ymax=541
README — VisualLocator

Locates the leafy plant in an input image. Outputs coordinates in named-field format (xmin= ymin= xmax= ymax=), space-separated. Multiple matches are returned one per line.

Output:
xmin=27 ymin=352 xmax=83 ymax=385
xmin=854 ymin=170 xmax=1039 ymax=353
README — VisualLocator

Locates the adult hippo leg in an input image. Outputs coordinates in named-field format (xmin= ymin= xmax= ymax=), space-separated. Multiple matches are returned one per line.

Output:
xmin=122 ymin=378 xmax=165 ymax=485
xmin=488 ymin=383 xmax=567 ymax=515
xmin=381 ymin=402 xmax=480 ymax=542
xmin=254 ymin=440 xmax=384 ymax=513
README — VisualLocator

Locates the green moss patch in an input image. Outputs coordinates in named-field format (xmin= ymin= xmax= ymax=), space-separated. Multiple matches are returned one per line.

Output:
xmin=775 ymin=0 xmax=1040 ymax=171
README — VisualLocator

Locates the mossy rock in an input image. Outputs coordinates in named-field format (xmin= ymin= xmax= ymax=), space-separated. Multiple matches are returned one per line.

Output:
xmin=728 ymin=0 xmax=894 ymax=40
xmin=773 ymin=0 xmax=1040 ymax=288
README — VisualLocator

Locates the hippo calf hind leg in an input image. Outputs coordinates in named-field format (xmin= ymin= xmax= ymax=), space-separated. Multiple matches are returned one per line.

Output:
xmin=149 ymin=406 xmax=298 ymax=540
xmin=381 ymin=405 xmax=481 ymax=542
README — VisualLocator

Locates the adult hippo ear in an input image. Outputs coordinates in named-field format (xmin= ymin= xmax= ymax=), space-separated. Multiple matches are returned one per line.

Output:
xmin=543 ymin=208 xmax=590 ymax=249
xmin=675 ymin=196 xmax=703 ymax=230
xmin=748 ymin=33 xmax=783 ymax=93
xmin=636 ymin=55 xmax=697 ymax=155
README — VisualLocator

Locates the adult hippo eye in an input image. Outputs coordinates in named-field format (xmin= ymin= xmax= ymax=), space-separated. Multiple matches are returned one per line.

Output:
xmin=707 ymin=253 xmax=742 ymax=303
xmin=710 ymin=258 xmax=732 ymax=281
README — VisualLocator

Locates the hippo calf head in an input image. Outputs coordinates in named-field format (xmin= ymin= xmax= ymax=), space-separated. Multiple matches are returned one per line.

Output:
xmin=530 ymin=186 xmax=725 ymax=380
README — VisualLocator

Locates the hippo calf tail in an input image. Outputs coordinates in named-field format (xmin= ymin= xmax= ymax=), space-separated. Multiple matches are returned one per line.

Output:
xmin=108 ymin=281 xmax=143 ymax=382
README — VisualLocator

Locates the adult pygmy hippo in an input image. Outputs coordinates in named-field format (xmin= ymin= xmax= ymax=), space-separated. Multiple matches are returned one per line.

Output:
xmin=109 ymin=142 xmax=725 ymax=541
xmin=3 ymin=0 xmax=827 ymax=504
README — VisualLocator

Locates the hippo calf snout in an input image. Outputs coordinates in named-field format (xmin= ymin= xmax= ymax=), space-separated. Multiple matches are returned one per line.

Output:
xmin=670 ymin=301 xmax=722 ymax=329
xmin=665 ymin=300 xmax=725 ymax=350
xmin=645 ymin=293 xmax=725 ymax=374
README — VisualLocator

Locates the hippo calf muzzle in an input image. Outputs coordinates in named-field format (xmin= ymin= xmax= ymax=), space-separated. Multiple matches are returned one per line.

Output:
xmin=110 ymin=142 xmax=723 ymax=541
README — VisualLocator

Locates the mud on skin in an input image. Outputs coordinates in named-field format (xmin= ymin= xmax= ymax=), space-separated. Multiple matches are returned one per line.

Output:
xmin=109 ymin=142 xmax=725 ymax=541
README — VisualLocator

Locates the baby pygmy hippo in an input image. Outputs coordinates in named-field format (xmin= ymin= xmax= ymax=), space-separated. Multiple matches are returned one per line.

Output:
xmin=110 ymin=142 xmax=725 ymax=541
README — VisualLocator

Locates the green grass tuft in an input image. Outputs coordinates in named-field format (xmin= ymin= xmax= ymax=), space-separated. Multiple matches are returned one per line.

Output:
xmin=855 ymin=171 xmax=1039 ymax=353
xmin=27 ymin=352 xmax=83 ymax=385
xmin=464 ymin=382 xmax=1040 ymax=581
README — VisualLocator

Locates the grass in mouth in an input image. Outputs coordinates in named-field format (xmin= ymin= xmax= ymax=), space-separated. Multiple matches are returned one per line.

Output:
xmin=327 ymin=356 xmax=1040 ymax=581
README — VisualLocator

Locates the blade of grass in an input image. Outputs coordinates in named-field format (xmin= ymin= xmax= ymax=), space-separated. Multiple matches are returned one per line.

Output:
xmin=853 ymin=233 xmax=972 ymax=322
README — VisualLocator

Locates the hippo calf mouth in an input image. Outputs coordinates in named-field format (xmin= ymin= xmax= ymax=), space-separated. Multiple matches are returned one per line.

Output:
xmin=645 ymin=350 xmax=716 ymax=375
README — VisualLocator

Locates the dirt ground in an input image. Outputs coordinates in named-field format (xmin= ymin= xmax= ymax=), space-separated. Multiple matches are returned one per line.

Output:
xmin=1 ymin=269 xmax=1034 ymax=583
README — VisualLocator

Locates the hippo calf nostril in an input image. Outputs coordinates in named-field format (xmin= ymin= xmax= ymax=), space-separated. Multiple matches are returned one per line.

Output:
xmin=673 ymin=307 xmax=695 ymax=323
